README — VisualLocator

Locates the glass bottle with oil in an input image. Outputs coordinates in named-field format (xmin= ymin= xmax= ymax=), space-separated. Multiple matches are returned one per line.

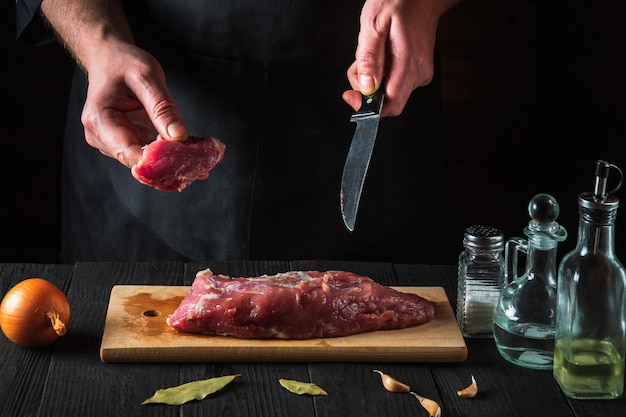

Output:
xmin=554 ymin=160 xmax=626 ymax=400
xmin=493 ymin=193 xmax=567 ymax=369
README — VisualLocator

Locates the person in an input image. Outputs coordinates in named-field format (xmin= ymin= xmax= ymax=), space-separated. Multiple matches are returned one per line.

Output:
xmin=16 ymin=0 xmax=460 ymax=264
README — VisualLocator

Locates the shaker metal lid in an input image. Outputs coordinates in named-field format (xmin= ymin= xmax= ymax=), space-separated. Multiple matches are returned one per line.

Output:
xmin=464 ymin=225 xmax=504 ymax=249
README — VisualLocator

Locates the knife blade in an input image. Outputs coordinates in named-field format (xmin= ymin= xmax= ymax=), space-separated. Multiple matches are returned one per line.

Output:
xmin=340 ymin=87 xmax=385 ymax=231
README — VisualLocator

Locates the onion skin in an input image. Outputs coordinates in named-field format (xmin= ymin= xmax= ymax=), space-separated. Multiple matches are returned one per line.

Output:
xmin=0 ymin=278 xmax=70 ymax=347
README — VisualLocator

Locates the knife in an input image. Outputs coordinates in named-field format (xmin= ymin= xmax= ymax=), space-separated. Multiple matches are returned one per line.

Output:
xmin=340 ymin=87 xmax=385 ymax=231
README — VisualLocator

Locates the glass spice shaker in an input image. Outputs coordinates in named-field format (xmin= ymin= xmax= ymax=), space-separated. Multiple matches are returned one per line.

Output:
xmin=457 ymin=225 xmax=505 ymax=337
xmin=554 ymin=160 xmax=626 ymax=400
xmin=493 ymin=193 xmax=567 ymax=370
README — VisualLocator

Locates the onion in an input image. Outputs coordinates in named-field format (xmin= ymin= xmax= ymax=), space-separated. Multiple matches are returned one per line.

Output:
xmin=0 ymin=278 xmax=70 ymax=347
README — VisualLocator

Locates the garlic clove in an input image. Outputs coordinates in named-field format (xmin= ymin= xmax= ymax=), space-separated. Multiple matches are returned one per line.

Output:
xmin=411 ymin=392 xmax=442 ymax=417
xmin=457 ymin=375 xmax=478 ymax=398
xmin=373 ymin=370 xmax=411 ymax=393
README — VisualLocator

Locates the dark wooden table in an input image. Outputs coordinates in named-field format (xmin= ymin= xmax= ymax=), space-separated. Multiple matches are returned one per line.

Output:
xmin=1 ymin=261 xmax=625 ymax=417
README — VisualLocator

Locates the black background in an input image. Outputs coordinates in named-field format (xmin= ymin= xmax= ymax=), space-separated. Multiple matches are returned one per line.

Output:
xmin=5 ymin=1 xmax=626 ymax=265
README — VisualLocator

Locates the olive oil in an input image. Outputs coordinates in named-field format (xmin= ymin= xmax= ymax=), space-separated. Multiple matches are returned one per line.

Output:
xmin=553 ymin=339 xmax=624 ymax=399
xmin=554 ymin=161 xmax=626 ymax=400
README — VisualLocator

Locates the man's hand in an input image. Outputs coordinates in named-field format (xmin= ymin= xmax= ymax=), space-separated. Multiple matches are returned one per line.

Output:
xmin=80 ymin=41 xmax=188 ymax=168
xmin=343 ymin=0 xmax=459 ymax=117
xmin=41 ymin=0 xmax=188 ymax=168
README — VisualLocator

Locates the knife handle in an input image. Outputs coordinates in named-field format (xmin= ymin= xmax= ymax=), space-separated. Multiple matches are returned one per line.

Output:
xmin=352 ymin=88 xmax=385 ymax=119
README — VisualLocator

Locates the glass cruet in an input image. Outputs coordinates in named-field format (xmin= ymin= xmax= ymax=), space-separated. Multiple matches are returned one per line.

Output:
xmin=493 ymin=193 xmax=567 ymax=369
xmin=554 ymin=160 xmax=626 ymax=400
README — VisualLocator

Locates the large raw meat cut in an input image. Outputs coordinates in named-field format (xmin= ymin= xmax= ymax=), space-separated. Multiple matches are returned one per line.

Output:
xmin=167 ymin=269 xmax=435 ymax=339
xmin=131 ymin=135 xmax=226 ymax=192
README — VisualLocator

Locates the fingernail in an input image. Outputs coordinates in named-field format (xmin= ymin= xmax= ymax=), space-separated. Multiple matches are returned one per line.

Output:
xmin=167 ymin=122 xmax=186 ymax=139
xmin=359 ymin=74 xmax=375 ymax=95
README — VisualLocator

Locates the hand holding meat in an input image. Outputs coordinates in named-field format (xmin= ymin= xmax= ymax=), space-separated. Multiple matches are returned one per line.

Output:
xmin=342 ymin=0 xmax=459 ymax=117
xmin=80 ymin=43 xmax=190 ymax=169
xmin=41 ymin=0 xmax=192 ymax=174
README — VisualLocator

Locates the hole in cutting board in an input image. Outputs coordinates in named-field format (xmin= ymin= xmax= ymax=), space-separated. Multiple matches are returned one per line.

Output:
xmin=143 ymin=309 xmax=161 ymax=317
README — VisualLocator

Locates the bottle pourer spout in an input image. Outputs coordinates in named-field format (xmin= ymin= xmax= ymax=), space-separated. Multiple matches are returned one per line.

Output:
xmin=594 ymin=160 xmax=623 ymax=199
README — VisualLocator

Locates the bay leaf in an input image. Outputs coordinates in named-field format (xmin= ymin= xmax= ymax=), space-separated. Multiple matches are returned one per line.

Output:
xmin=142 ymin=374 xmax=242 ymax=405
xmin=279 ymin=378 xmax=328 ymax=396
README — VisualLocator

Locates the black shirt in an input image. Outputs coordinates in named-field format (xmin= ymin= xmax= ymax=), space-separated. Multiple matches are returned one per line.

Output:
xmin=17 ymin=0 xmax=458 ymax=264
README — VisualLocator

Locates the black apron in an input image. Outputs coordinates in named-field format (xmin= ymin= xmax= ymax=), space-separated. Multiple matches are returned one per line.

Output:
xmin=61 ymin=0 xmax=458 ymax=264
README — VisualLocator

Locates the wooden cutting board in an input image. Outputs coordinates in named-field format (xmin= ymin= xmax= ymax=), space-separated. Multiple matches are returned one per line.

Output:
xmin=100 ymin=285 xmax=467 ymax=363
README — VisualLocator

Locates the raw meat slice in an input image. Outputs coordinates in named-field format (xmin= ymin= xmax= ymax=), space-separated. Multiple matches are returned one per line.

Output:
xmin=166 ymin=269 xmax=435 ymax=339
xmin=131 ymin=135 xmax=226 ymax=192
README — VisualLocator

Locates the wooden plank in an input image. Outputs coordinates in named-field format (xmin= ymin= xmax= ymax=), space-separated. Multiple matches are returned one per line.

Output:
xmin=426 ymin=338 xmax=579 ymax=417
xmin=0 ymin=263 xmax=74 ymax=417
xmin=100 ymin=285 xmax=467 ymax=363
xmin=309 ymin=363 xmax=440 ymax=417
xmin=177 ymin=363 xmax=318 ymax=417
xmin=36 ymin=262 xmax=186 ymax=417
